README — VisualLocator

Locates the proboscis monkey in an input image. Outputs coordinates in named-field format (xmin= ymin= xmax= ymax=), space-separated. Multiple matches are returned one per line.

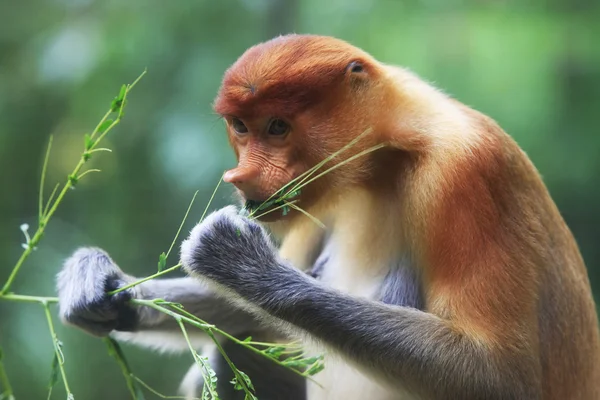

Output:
xmin=58 ymin=34 xmax=600 ymax=400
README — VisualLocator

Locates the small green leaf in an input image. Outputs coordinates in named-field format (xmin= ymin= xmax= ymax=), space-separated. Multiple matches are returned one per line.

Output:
xmin=68 ymin=174 xmax=78 ymax=187
xmin=231 ymin=370 xmax=254 ymax=392
xmin=155 ymin=299 xmax=184 ymax=308
xmin=48 ymin=353 xmax=59 ymax=389
xmin=117 ymin=84 xmax=127 ymax=101
xmin=110 ymin=85 xmax=127 ymax=112
xmin=306 ymin=361 xmax=325 ymax=376
xmin=242 ymin=336 xmax=252 ymax=342
xmin=97 ymin=119 xmax=114 ymax=134
xmin=84 ymin=133 xmax=94 ymax=151
xmin=240 ymin=371 xmax=254 ymax=392
xmin=264 ymin=346 xmax=285 ymax=357
xmin=236 ymin=228 xmax=241 ymax=237
xmin=157 ymin=252 xmax=167 ymax=272
xmin=198 ymin=355 xmax=219 ymax=399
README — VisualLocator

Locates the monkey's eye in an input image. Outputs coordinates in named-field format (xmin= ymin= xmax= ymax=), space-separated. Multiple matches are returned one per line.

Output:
xmin=346 ymin=61 xmax=364 ymax=74
xmin=267 ymin=119 xmax=290 ymax=136
xmin=230 ymin=118 xmax=248 ymax=134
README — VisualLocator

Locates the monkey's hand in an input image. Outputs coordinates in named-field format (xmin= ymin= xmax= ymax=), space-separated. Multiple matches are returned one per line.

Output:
xmin=180 ymin=206 xmax=281 ymax=300
xmin=57 ymin=248 xmax=137 ymax=337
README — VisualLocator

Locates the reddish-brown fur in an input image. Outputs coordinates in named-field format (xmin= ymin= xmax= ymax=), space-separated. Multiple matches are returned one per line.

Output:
xmin=215 ymin=34 xmax=600 ymax=399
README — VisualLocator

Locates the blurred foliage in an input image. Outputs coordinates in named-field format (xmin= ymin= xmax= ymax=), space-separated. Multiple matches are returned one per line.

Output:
xmin=0 ymin=0 xmax=599 ymax=398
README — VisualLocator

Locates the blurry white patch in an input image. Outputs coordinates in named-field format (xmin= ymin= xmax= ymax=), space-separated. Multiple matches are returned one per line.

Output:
xmin=111 ymin=331 xmax=214 ymax=354
xmin=38 ymin=22 xmax=100 ymax=84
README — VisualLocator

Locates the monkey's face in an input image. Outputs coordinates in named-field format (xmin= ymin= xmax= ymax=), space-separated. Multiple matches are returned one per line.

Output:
xmin=221 ymin=115 xmax=308 ymax=220
xmin=214 ymin=35 xmax=383 ymax=221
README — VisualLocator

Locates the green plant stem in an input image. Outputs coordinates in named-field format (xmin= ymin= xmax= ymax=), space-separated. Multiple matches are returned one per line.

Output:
xmin=284 ymin=202 xmax=325 ymax=229
xmin=42 ymin=302 xmax=72 ymax=398
xmin=247 ymin=127 xmax=373 ymax=218
xmin=199 ymin=175 xmax=223 ymax=223
xmin=108 ymin=264 xmax=181 ymax=296
xmin=1 ymin=70 xmax=146 ymax=296
xmin=204 ymin=329 xmax=255 ymax=398
xmin=165 ymin=191 xmax=198 ymax=260
xmin=250 ymin=200 xmax=298 ymax=221
xmin=131 ymin=299 xmax=213 ymax=329
xmin=132 ymin=299 xmax=320 ymax=384
xmin=0 ymin=294 xmax=58 ymax=304
xmin=176 ymin=319 xmax=219 ymax=399
xmin=42 ymin=183 xmax=60 ymax=218
xmin=89 ymin=110 xmax=113 ymax=141
xmin=289 ymin=143 xmax=386 ymax=196
xmin=0 ymin=346 xmax=14 ymax=400
xmin=3 ymin=136 xmax=99 ymax=295
xmin=103 ymin=338 xmax=141 ymax=400
xmin=1 ymin=227 xmax=49 ymax=295
xmin=131 ymin=375 xmax=196 ymax=399
xmin=39 ymin=136 xmax=53 ymax=224
xmin=174 ymin=303 xmax=323 ymax=383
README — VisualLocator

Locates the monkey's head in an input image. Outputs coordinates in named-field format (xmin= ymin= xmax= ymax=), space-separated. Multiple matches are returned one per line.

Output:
xmin=214 ymin=34 xmax=388 ymax=222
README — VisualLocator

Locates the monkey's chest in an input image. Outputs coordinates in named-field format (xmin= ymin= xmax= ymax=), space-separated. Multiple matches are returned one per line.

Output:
xmin=309 ymin=244 xmax=423 ymax=308
xmin=305 ymin=248 xmax=420 ymax=400
xmin=309 ymin=252 xmax=383 ymax=298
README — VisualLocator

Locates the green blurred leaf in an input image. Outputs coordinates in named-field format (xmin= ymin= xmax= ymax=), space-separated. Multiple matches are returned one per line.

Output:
xmin=84 ymin=133 xmax=94 ymax=151
xmin=48 ymin=353 xmax=59 ymax=390
xmin=97 ymin=120 xmax=114 ymax=134
xmin=157 ymin=252 xmax=167 ymax=272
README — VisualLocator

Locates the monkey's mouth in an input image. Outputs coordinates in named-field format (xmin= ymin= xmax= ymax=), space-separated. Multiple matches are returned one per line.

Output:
xmin=243 ymin=188 xmax=301 ymax=218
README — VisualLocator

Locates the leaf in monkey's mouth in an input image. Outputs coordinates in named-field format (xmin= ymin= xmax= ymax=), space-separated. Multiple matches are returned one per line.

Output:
xmin=243 ymin=188 xmax=302 ymax=217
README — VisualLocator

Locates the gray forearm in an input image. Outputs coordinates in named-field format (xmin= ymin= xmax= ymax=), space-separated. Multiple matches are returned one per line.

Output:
xmin=132 ymin=277 xmax=262 ymax=335
xmin=248 ymin=266 xmax=537 ymax=399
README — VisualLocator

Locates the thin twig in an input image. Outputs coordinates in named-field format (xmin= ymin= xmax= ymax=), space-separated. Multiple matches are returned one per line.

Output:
xmin=284 ymin=202 xmax=325 ymax=229
xmin=199 ymin=175 xmax=223 ymax=223
xmin=107 ymin=264 xmax=181 ymax=296
xmin=293 ymin=143 xmax=386 ymax=194
xmin=132 ymin=375 xmax=199 ymax=399
xmin=39 ymin=136 xmax=53 ymax=223
xmin=1 ymin=70 xmax=146 ymax=295
xmin=103 ymin=337 xmax=143 ymax=400
xmin=0 ymin=345 xmax=14 ymax=400
xmin=133 ymin=299 xmax=322 ymax=385
xmin=42 ymin=302 xmax=73 ymax=399
xmin=177 ymin=319 xmax=220 ymax=399
xmin=0 ymin=294 xmax=59 ymax=304
xmin=165 ymin=191 xmax=199 ymax=260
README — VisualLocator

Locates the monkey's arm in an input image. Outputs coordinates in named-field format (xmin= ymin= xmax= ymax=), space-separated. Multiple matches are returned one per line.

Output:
xmin=57 ymin=248 xmax=261 ymax=351
xmin=182 ymin=207 xmax=540 ymax=399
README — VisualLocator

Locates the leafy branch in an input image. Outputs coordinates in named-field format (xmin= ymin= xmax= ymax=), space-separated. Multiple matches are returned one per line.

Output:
xmin=132 ymin=298 xmax=324 ymax=400
xmin=0 ymin=68 xmax=346 ymax=399
xmin=0 ymin=70 xmax=146 ymax=399
xmin=0 ymin=69 xmax=146 ymax=296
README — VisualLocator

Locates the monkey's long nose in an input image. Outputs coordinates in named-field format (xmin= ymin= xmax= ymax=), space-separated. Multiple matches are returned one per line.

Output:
xmin=223 ymin=166 xmax=261 ymax=196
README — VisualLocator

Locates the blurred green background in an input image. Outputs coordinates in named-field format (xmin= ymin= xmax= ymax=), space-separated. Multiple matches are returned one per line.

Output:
xmin=1 ymin=0 xmax=599 ymax=399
